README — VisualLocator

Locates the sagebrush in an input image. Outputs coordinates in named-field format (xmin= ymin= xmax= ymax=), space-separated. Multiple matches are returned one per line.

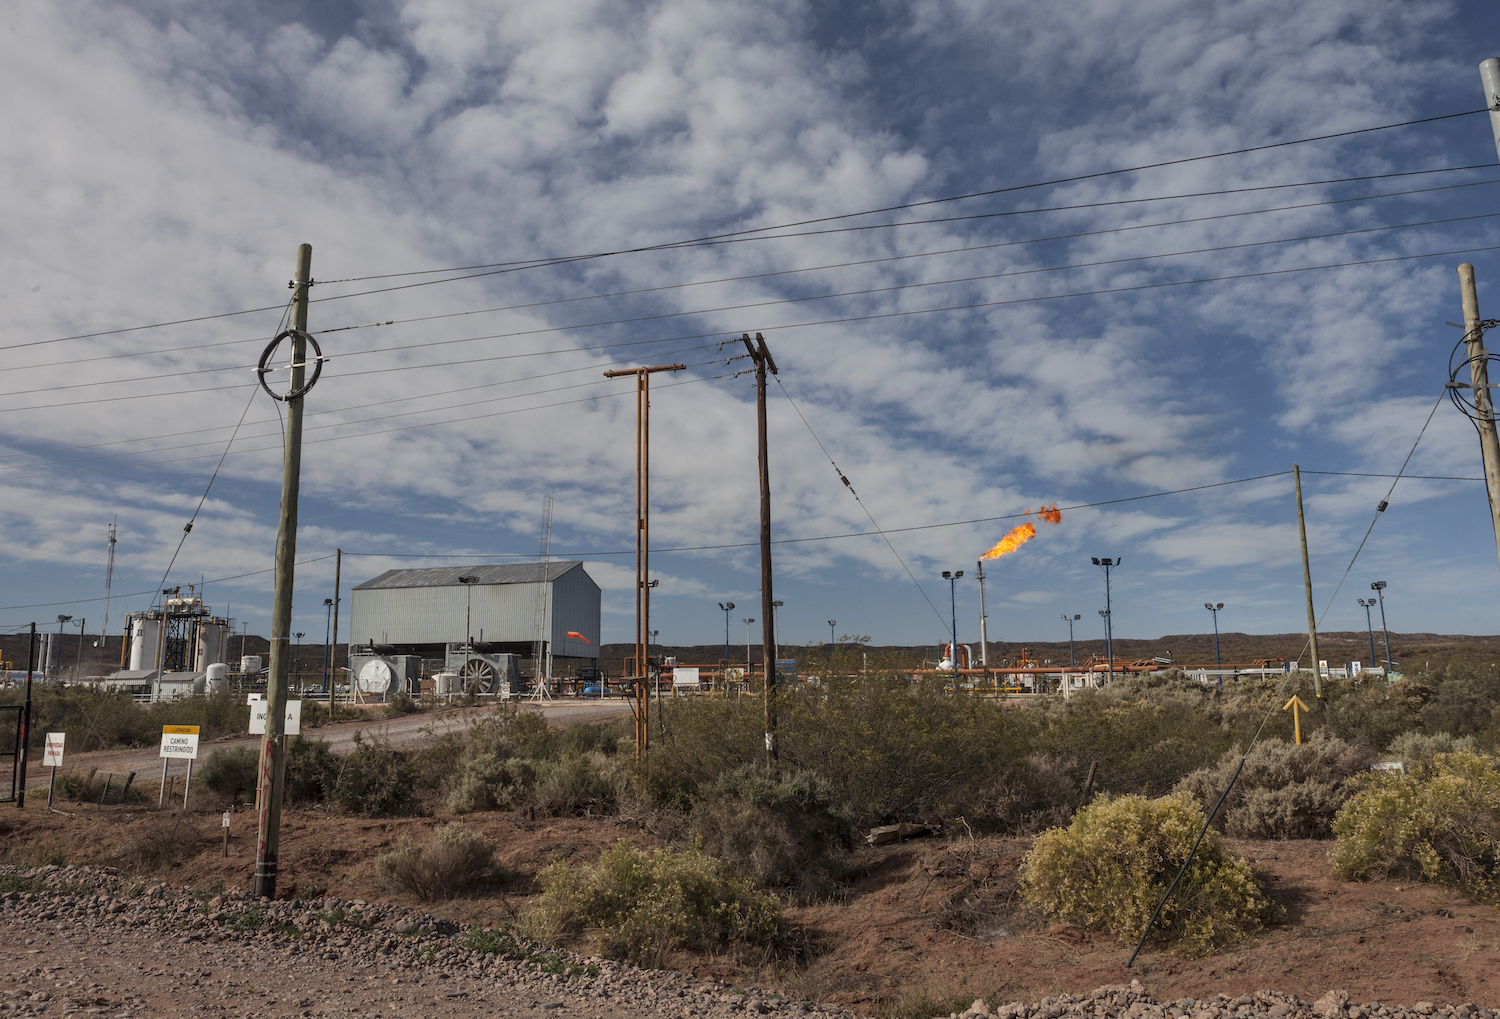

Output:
xmin=375 ymin=823 xmax=497 ymax=900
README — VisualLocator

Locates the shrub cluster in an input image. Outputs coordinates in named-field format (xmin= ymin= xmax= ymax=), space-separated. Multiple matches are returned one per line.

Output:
xmin=524 ymin=840 xmax=780 ymax=967
xmin=1019 ymin=793 xmax=1278 ymax=957
xmin=1330 ymin=749 xmax=1500 ymax=904
xmin=376 ymin=822 xmax=497 ymax=900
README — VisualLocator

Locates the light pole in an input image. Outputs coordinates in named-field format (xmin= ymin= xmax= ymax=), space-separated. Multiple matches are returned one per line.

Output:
xmin=718 ymin=602 xmax=735 ymax=673
xmin=743 ymin=618 xmax=755 ymax=672
xmin=1062 ymin=614 xmax=1080 ymax=668
xmin=1371 ymin=581 xmax=1394 ymax=672
xmin=294 ymin=632 xmax=306 ymax=691
xmin=1357 ymin=598 xmax=1378 ymax=671
xmin=321 ymin=598 xmax=334 ymax=692
xmin=1204 ymin=602 xmax=1224 ymax=669
xmin=941 ymin=571 xmax=963 ymax=674
xmin=771 ymin=600 xmax=783 ymax=664
xmin=458 ymin=575 xmax=479 ymax=674
xmin=54 ymin=615 xmax=72 ymax=681
xmin=1091 ymin=558 xmax=1119 ymax=682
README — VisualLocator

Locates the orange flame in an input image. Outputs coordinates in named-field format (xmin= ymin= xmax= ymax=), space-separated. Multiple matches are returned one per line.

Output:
xmin=1033 ymin=504 xmax=1062 ymax=525
xmin=981 ymin=522 xmax=1036 ymax=560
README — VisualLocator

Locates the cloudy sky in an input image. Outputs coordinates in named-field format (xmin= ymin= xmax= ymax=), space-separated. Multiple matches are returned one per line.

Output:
xmin=3 ymin=0 xmax=1500 ymax=660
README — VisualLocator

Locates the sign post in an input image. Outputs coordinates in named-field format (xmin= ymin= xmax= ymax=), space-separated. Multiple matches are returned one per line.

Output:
xmin=42 ymin=733 xmax=64 ymax=809
xmin=159 ymin=725 xmax=200 ymax=809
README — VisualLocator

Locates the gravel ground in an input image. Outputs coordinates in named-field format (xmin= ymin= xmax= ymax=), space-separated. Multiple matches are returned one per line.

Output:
xmin=0 ymin=865 xmax=1492 ymax=1019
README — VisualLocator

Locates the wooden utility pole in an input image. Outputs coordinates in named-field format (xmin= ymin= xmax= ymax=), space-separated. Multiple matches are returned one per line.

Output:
xmin=741 ymin=333 xmax=779 ymax=769
xmin=1456 ymin=265 xmax=1500 ymax=575
xmin=329 ymin=548 xmax=341 ymax=711
xmin=254 ymin=243 xmax=313 ymax=899
xmin=1293 ymin=465 xmax=1322 ymax=698
xmin=603 ymin=363 xmax=685 ymax=759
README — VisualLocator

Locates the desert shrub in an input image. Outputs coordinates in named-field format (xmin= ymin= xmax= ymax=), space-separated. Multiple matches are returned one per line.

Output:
xmin=1321 ymin=679 xmax=1429 ymax=750
xmin=973 ymin=752 xmax=1082 ymax=834
xmin=383 ymin=691 xmax=421 ymax=718
xmin=112 ymin=813 xmax=204 ymax=872
xmin=556 ymin=721 xmax=623 ymax=757
xmin=1173 ymin=734 xmax=1374 ymax=839
xmin=447 ymin=755 xmax=538 ymax=814
xmin=1412 ymin=659 xmax=1500 ymax=743
xmin=0 ymin=687 xmax=251 ymax=752
xmin=524 ymin=840 xmax=780 ymax=967
xmin=1385 ymin=730 xmax=1476 ymax=764
xmin=1330 ymin=749 xmax=1500 ymax=903
xmin=284 ymin=737 xmax=339 ymax=804
xmin=329 ymin=731 xmax=422 ymax=817
xmin=530 ymin=754 xmax=616 ymax=816
xmin=689 ymin=765 xmax=850 ymax=894
xmin=376 ymin=822 xmax=496 ymax=900
xmin=299 ymin=699 xmax=363 ymax=728
xmin=1019 ymin=792 xmax=1277 ymax=957
xmin=200 ymin=745 xmax=261 ymax=805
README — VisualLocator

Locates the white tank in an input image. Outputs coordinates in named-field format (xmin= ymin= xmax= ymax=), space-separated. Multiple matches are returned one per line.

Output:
xmin=129 ymin=616 xmax=162 ymax=671
xmin=205 ymin=662 xmax=229 ymax=695
xmin=240 ymin=655 xmax=263 ymax=675
xmin=432 ymin=670 xmax=458 ymax=695
xmin=195 ymin=622 xmax=228 ymax=671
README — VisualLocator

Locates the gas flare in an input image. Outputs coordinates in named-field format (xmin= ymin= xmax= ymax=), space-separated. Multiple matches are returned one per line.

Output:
xmin=1034 ymin=504 xmax=1062 ymax=525
xmin=981 ymin=523 xmax=1036 ymax=560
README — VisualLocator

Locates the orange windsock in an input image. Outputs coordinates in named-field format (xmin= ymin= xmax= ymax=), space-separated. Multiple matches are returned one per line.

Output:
xmin=566 ymin=631 xmax=592 ymax=644
xmin=981 ymin=523 xmax=1036 ymax=560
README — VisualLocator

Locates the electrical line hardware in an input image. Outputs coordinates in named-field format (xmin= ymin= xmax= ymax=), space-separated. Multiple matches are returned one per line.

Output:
xmin=257 ymin=330 xmax=327 ymax=401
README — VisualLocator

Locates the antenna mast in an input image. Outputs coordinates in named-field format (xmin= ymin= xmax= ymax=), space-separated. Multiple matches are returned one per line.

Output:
xmin=97 ymin=519 xmax=116 ymax=682
xmin=530 ymin=493 xmax=554 ymax=701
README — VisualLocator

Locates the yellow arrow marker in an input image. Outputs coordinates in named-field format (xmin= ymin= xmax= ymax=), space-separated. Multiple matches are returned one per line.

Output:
xmin=1283 ymin=694 xmax=1310 ymax=744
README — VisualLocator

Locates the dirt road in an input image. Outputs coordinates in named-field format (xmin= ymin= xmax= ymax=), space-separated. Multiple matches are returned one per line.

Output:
xmin=22 ymin=699 xmax=632 ymax=792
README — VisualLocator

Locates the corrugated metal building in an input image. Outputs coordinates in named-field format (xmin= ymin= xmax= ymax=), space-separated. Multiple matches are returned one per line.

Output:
xmin=349 ymin=562 xmax=600 ymax=670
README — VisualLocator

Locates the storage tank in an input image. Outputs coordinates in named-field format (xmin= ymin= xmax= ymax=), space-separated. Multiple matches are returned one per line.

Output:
xmin=205 ymin=663 xmax=229 ymax=695
xmin=240 ymin=655 xmax=263 ymax=675
xmin=195 ymin=622 xmax=229 ymax=672
xmin=432 ymin=671 xmax=459 ymax=696
xmin=129 ymin=616 xmax=162 ymax=671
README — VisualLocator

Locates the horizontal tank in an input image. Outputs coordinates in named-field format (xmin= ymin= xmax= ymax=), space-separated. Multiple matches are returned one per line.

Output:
xmin=240 ymin=655 xmax=263 ymax=675
xmin=129 ymin=616 xmax=161 ymax=672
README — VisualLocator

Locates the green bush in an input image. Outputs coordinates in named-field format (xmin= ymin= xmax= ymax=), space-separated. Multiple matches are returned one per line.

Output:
xmin=1173 ymin=734 xmax=1373 ymax=839
xmin=524 ymin=840 xmax=780 ymax=967
xmin=530 ymin=754 xmax=616 ymax=816
xmin=974 ymin=752 xmax=1081 ymax=834
xmin=1330 ymin=749 xmax=1500 ymax=904
xmin=0 ymin=687 xmax=251 ymax=752
xmin=285 ymin=737 xmax=339 ymax=804
xmin=447 ymin=754 xmax=537 ymax=814
xmin=1019 ymin=793 xmax=1277 ymax=957
xmin=200 ymin=745 xmax=261 ymax=805
xmin=329 ymin=731 xmax=422 ymax=817
xmin=1385 ymin=730 xmax=1476 ymax=765
xmin=376 ymin=823 xmax=497 ymax=900
xmin=689 ymin=765 xmax=850 ymax=894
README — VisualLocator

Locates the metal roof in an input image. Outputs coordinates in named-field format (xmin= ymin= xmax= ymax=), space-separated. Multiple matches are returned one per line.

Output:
xmin=352 ymin=561 xmax=588 ymax=592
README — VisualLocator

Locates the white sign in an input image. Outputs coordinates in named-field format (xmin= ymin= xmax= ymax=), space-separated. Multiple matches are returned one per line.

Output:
xmin=42 ymin=733 xmax=64 ymax=767
xmin=249 ymin=699 xmax=302 ymax=735
xmin=672 ymin=666 xmax=700 ymax=687
xmin=222 ymin=810 xmax=232 ymax=828
xmin=159 ymin=732 xmax=200 ymax=759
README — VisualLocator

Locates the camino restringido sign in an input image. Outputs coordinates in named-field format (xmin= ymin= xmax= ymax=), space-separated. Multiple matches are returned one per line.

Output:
xmin=159 ymin=725 xmax=200 ymax=759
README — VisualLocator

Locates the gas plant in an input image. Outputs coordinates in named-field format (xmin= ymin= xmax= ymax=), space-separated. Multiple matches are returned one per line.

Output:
xmin=104 ymin=586 xmax=235 ymax=701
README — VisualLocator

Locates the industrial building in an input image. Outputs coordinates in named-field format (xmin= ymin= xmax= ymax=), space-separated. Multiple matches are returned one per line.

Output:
xmin=348 ymin=562 xmax=600 ymax=695
xmin=104 ymin=589 xmax=234 ymax=701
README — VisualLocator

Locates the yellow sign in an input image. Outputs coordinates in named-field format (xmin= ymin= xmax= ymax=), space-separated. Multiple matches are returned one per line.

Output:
xmin=162 ymin=724 xmax=200 ymax=735
xmin=1282 ymin=694 xmax=1310 ymax=744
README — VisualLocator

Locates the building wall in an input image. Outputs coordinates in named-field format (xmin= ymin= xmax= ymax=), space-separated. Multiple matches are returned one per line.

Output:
xmin=349 ymin=563 xmax=600 ymax=659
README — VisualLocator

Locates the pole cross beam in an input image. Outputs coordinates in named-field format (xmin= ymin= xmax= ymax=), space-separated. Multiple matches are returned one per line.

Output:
xmin=603 ymin=364 xmax=685 ymax=759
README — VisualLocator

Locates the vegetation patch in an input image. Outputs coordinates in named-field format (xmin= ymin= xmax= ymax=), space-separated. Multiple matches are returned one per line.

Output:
xmin=1019 ymin=792 xmax=1278 ymax=957
xmin=375 ymin=823 xmax=497 ymax=900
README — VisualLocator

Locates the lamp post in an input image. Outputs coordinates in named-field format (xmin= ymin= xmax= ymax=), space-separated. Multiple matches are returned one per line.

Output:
xmin=771 ymin=600 xmax=783 ymax=663
xmin=54 ymin=615 xmax=72 ymax=681
xmin=458 ymin=575 xmax=480 ymax=674
xmin=940 ymin=571 xmax=964 ymax=674
xmin=1204 ymin=602 xmax=1224 ymax=669
xmin=743 ymin=618 xmax=755 ymax=672
xmin=718 ymin=602 xmax=735 ymax=673
xmin=1090 ymin=558 xmax=1119 ymax=682
xmin=293 ymin=632 xmax=305 ymax=692
xmin=1371 ymin=581 xmax=1394 ymax=672
xmin=321 ymin=598 xmax=334 ymax=692
xmin=1062 ymin=613 xmax=1080 ymax=668
xmin=1357 ymin=598 xmax=1378 ymax=672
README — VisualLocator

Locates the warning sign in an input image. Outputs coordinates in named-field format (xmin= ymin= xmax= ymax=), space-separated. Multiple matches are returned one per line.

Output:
xmin=248 ymin=699 xmax=301 ymax=736
xmin=159 ymin=729 xmax=200 ymax=759
xmin=42 ymin=733 xmax=64 ymax=767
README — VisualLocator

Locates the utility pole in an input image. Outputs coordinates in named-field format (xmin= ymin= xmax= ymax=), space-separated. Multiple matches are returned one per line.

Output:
xmin=741 ymin=333 xmax=779 ymax=769
xmin=74 ymin=619 xmax=86 ymax=681
xmin=16 ymin=624 xmax=34 ymax=809
xmin=1293 ymin=465 xmax=1322 ymax=698
xmin=254 ymin=243 xmax=315 ymax=900
xmin=1455 ymin=264 xmax=1500 ymax=574
xmin=602 ymin=362 xmax=685 ymax=759
xmin=329 ymin=548 xmax=341 ymax=711
xmin=975 ymin=561 xmax=989 ymax=671
xmin=98 ymin=520 xmax=115 ymax=682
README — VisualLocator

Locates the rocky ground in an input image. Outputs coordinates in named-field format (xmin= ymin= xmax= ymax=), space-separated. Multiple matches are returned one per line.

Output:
xmin=1 ymin=864 xmax=1496 ymax=1019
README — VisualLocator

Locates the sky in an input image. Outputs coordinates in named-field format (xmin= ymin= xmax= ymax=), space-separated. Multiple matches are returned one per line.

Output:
xmin=3 ymin=0 xmax=1500 ymax=660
